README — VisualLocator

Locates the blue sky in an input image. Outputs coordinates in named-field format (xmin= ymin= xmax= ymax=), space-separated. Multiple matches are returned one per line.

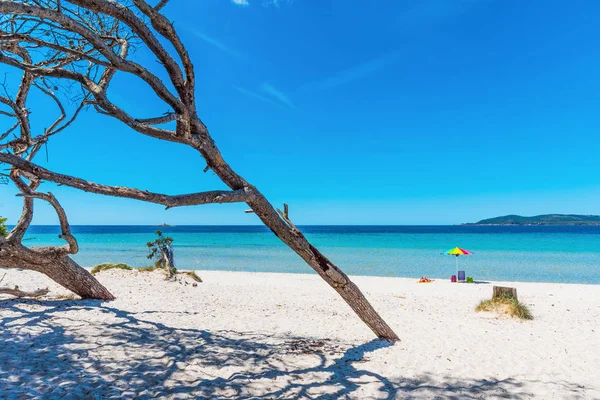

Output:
xmin=1 ymin=0 xmax=600 ymax=225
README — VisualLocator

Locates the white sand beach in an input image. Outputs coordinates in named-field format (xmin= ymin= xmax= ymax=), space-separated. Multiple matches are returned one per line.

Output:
xmin=1 ymin=268 xmax=599 ymax=399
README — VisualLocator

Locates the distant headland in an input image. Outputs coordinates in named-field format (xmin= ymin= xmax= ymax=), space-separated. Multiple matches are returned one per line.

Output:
xmin=465 ymin=214 xmax=600 ymax=226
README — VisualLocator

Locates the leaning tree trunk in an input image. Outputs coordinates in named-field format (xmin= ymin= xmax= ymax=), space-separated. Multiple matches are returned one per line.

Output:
xmin=41 ymin=256 xmax=115 ymax=300
xmin=193 ymin=135 xmax=399 ymax=341
xmin=0 ymin=241 xmax=115 ymax=300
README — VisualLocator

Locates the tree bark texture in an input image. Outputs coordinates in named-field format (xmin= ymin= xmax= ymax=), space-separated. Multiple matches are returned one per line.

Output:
xmin=0 ymin=240 xmax=115 ymax=300
xmin=161 ymin=245 xmax=176 ymax=280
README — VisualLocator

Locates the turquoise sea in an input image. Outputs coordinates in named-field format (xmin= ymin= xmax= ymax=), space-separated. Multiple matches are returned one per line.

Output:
xmin=18 ymin=225 xmax=600 ymax=284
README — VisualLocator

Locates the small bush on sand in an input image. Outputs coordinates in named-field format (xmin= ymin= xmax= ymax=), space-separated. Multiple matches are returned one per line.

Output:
xmin=476 ymin=294 xmax=533 ymax=320
xmin=91 ymin=263 xmax=133 ymax=275
xmin=147 ymin=230 xmax=177 ymax=279
xmin=0 ymin=217 xmax=8 ymax=238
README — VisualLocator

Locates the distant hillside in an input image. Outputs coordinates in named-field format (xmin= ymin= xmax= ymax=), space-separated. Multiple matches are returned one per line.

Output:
xmin=469 ymin=214 xmax=600 ymax=226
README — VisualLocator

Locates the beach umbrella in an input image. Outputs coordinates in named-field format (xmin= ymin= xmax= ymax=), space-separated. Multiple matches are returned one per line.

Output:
xmin=443 ymin=247 xmax=472 ymax=278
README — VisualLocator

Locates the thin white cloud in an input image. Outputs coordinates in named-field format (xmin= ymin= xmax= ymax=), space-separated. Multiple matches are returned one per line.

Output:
xmin=260 ymin=83 xmax=295 ymax=109
xmin=233 ymin=83 xmax=296 ymax=109
xmin=301 ymin=51 xmax=400 ymax=92
xmin=262 ymin=0 xmax=294 ymax=7
xmin=231 ymin=0 xmax=294 ymax=7
xmin=232 ymin=85 xmax=280 ymax=107
xmin=184 ymin=29 xmax=246 ymax=60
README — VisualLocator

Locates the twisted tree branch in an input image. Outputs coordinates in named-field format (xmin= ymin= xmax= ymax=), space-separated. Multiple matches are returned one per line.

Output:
xmin=0 ymin=153 xmax=254 ymax=207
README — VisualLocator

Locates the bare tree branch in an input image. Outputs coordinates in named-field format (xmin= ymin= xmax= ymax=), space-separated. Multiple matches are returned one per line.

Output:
xmin=16 ymin=191 xmax=78 ymax=254
xmin=6 ymin=169 xmax=40 ymax=243
xmin=135 ymin=112 xmax=176 ymax=125
xmin=154 ymin=0 xmax=169 ymax=11
xmin=0 ymin=152 xmax=254 ymax=208
xmin=0 ymin=286 xmax=49 ymax=297
xmin=0 ymin=1 xmax=184 ymax=112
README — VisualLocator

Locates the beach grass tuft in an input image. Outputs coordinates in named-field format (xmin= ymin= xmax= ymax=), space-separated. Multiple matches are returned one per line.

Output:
xmin=91 ymin=263 xmax=133 ymax=275
xmin=178 ymin=271 xmax=202 ymax=283
xmin=137 ymin=264 xmax=201 ymax=282
xmin=137 ymin=265 xmax=160 ymax=272
xmin=476 ymin=294 xmax=533 ymax=320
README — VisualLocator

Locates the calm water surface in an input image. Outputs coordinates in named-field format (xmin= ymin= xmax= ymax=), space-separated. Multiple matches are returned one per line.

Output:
xmin=18 ymin=225 xmax=600 ymax=284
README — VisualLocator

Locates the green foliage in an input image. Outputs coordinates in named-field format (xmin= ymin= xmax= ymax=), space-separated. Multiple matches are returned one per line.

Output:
xmin=91 ymin=263 xmax=133 ymax=275
xmin=466 ymin=276 xmax=474 ymax=283
xmin=0 ymin=217 xmax=8 ymax=238
xmin=475 ymin=294 xmax=533 ymax=320
xmin=146 ymin=230 xmax=177 ymax=273
xmin=147 ymin=230 xmax=173 ymax=258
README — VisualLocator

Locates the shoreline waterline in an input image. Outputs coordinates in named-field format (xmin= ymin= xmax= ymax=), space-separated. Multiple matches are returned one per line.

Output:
xmin=15 ymin=224 xmax=600 ymax=285
xmin=147 ymin=268 xmax=600 ymax=288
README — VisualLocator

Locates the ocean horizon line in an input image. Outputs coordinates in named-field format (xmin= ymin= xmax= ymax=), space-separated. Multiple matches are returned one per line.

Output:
xmin=14 ymin=224 xmax=463 ymax=227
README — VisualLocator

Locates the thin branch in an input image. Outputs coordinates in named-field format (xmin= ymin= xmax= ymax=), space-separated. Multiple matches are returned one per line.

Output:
xmin=0 ymin=52 xmax=178 ymax=142
xmin=135 ymin=112 xmax=177 ymax=125
xmin=33 ymin=82 xmax=66 ymax=134
xmin=0 ymin=110 xmax=15 ymax=117
xmin=277 ymin=205 xmax=300 ymax=233
xmin=0 ymin=33 xmax=113 ymax=68
xmin=132 ymin=0 xmax=195 ymax=106
xmin=7 ymin=169 xmax=40 ymax=243
xmin=17 ymin=190 xmax=79 ymax=254
xmin=0 ymin=286 xmax=49 ymax=298
xmin=0 ymin=153 xmax=254 ymax=208
xmin=154 ymin=0 xmax=169 ymax=11
xmin=66 ymin=0 xmax=187 ymax=104
xmin=0 ymin=2 xmax=184 ymax=112
xmin=0 ymin=122 xmax=19 ymax=142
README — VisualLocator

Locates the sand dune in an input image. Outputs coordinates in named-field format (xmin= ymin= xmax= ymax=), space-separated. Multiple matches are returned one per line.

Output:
xmin=1 ymin=268 xmax=599 ymax=399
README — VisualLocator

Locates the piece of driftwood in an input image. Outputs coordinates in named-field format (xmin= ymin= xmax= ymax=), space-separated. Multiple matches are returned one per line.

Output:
xmin=493 ymin=286 xmax=518 ymax=301
xmin=0 ymin=286 xmax=49 ymax=298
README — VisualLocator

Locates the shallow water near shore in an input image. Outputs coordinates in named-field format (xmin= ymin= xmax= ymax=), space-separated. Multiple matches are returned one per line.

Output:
xmin=19 ymin=225 xmax=600 ymax=284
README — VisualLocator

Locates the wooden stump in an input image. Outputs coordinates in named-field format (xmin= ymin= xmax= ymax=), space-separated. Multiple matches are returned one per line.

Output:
xmin=493 ymin=286 xmax=518 ymax=301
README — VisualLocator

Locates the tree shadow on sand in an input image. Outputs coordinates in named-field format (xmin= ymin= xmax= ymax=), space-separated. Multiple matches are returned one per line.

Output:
xmin=0 ymin=299 xmax=588 ymax=399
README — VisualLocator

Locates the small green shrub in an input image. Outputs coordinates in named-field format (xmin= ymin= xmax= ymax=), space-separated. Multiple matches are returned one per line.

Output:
xmin=466 ymin=276 xmax=474 ymax=283
xmin=147 ymin=231 xmax=176 ymax=270
xmin=91 ymin=263 xmax=133 ymax=275
xmin=476 ymin=294 xmax=533 ymax=320
xmin=0 ymin=217 xmax=8 ymax=238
